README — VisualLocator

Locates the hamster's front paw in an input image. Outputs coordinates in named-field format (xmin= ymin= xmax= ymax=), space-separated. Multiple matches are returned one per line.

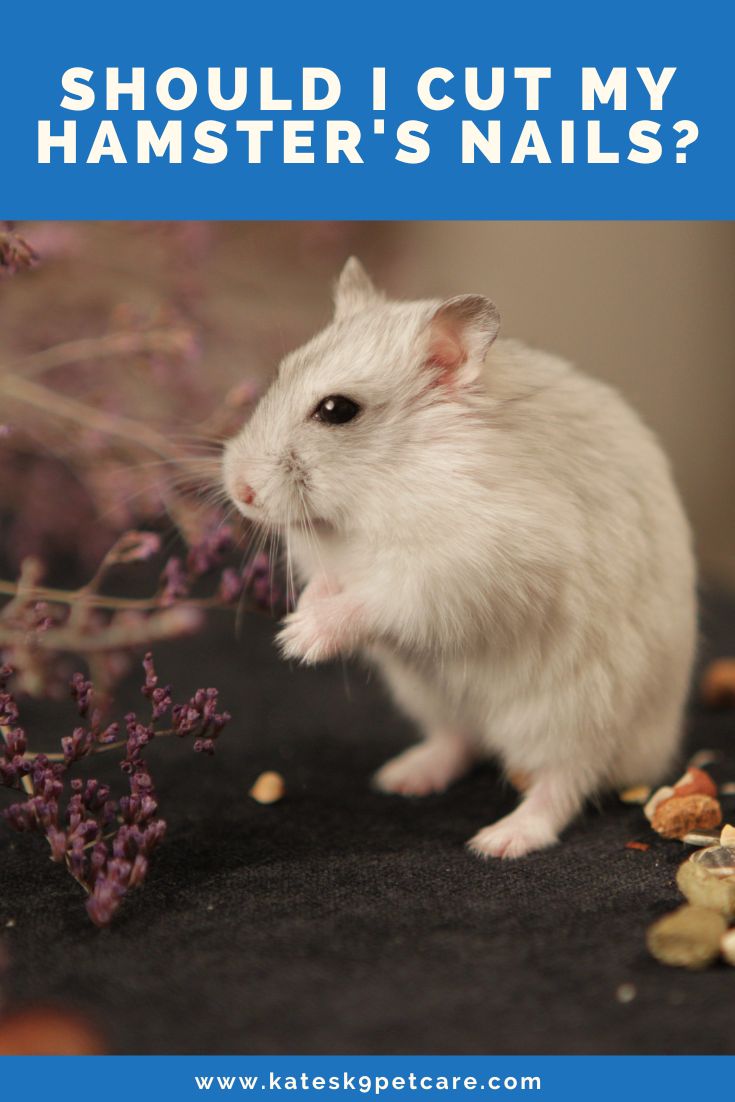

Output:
xmin=276 ymin=596 xmax=362 ymax=666
xmin=467 ymin=809 xmax=559 ymax=860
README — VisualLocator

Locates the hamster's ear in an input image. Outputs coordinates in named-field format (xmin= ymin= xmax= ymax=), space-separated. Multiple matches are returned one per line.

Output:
xmin=423 ymin=295 xmax=500 ymax=387
xmin=333 ymin=257 xmax=382 ymax=320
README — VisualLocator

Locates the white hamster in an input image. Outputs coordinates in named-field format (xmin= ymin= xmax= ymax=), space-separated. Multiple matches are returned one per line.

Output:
xmin=223 ymin=258 xmax=696 ymax=858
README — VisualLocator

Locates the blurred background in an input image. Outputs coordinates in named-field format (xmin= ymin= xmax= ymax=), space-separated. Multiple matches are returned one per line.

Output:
xmin=1 ymin=220 xmax=732 ymax=589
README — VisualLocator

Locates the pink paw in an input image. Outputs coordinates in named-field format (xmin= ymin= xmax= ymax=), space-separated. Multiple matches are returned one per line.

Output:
xmin=276 ymin=593 xmax=362 ymax=666
xmin=373 ymin=739 xmax=472 ymax=797
xmin=276 ymin=605 xmax=340 ymax=666
xmin=467 ymin=812 xmax=559 ymax=860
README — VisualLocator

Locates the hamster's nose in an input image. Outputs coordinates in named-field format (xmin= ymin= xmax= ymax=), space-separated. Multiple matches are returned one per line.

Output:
xmin=236 ymin=481 xmax=256 ymax=506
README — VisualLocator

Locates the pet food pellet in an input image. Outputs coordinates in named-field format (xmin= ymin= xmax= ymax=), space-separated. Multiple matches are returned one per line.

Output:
xmin=651 ymin=794 xmax=722 ymax=840
xmin=646 ymin=905 xmax=727 ymax=970
xmin=249 ymin=770 xmax=285 ymax=804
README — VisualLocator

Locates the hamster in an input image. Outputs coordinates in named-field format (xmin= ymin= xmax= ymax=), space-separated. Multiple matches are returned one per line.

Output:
xmin=223 ymin=258 xmax=697 ymax=859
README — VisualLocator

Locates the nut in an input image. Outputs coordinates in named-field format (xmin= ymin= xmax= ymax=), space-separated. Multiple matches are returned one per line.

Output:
xmin=720 ymin=824 xmax=735 ymax=847
xmin=700 ymin=658 xmax=735 ymax=707
xmin=646 ymin=904 xmax=727 ymax=970
xmin=672 ymin=767 xmax=718 ymax=800
xmin=249 ymin=770 xmax=285 ymax=804
xmin=677 ymin=849 xmax=735 ymax=917
xmin=651 ymin=794 xmax=722 ymax=840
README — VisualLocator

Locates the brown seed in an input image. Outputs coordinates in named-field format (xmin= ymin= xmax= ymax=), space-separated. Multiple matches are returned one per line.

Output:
xmin=651 ymin=794 xmax=722 ymax=840
xmin=701 ymin=658 xmax=735 ymax=707
xmin=676 ymin=848 xmax=735 ymax=918
xmin=646 ymin=904 xmax=727 ymax=970
xmin=249 ymin=770 xmax=285 ymax=804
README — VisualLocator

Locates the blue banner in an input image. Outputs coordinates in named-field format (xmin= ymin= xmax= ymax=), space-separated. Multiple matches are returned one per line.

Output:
xmin=0 ymin=0 xmax=732 ymax=219
xmin=1 ymin=1056 xmax=734 ymax=1099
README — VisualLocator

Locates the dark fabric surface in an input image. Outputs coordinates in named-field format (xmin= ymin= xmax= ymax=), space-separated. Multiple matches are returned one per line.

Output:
xmin=2 ymin=590 xmax=734 ymax=1056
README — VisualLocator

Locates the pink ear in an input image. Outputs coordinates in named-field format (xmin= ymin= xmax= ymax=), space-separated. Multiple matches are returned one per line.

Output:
xmin=425 ymin=294 xmax=500 ymax=386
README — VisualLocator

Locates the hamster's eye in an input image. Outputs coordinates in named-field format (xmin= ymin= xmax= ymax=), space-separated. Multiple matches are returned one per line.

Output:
xmin=312 ymin=395 xmax=361 ymax=425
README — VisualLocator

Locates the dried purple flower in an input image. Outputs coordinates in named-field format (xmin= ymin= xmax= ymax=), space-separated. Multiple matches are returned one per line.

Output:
xmin=1 ymin=653 xmax=230 ymax=927
xmin=160 ymin=556 xmax=189 ymax=606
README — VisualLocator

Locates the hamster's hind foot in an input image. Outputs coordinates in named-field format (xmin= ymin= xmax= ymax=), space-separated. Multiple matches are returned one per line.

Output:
xmin=467 ymin=766 xmax=587 ymax=859
xmin=373 ymin=731 xmax=474 ymax=797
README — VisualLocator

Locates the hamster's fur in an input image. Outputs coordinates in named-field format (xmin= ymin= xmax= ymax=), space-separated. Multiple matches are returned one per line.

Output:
xmin=223 ymin=258 xmax=696 ymax=858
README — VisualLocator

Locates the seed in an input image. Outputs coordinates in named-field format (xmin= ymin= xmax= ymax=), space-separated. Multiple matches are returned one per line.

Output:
xmin=249 ymin=770 xmax=285 ymax=804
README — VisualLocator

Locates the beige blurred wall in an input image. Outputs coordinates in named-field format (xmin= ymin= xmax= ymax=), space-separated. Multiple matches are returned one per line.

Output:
xmin=367 ymin=222 xmax=735 ymax=590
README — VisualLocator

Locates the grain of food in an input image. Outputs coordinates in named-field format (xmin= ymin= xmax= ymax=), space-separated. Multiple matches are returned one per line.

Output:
xmin=249 ymin=771 xmax=285 ymax=804
xmin=646 ymin=905 xmax=727 ymax=970
xmin=651 ymin=794 xmax=722 ymax=840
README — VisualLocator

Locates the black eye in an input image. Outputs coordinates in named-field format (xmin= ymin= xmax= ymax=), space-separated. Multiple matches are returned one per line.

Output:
xmin=312 ymin=395 xmax=361 ymax=425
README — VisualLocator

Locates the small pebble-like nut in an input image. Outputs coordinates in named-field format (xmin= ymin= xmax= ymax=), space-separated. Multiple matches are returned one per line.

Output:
xmin=673 ymin=767 xmax=718 ymax=800
xmin=644 ymin=785 xmax=676 ymax=822
xmin=721 ymin=929 xmax=735 ymax=966
xmin=249 ymin=770 xmax=285 ymax=804
xmin=646 ymin=904 xmax=727 ymax=970
xmin=676 ymin=847 xmax=735 ymax=918
xmin=720 ymin=824 xmax=735 ymax=847
xmin=651 ymin=794 xmax=722 ymax=840
xmin=619 ymin=785 xmax=651 ymax=805
xmin=700 ymin=658 xmax=735 ymax=707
